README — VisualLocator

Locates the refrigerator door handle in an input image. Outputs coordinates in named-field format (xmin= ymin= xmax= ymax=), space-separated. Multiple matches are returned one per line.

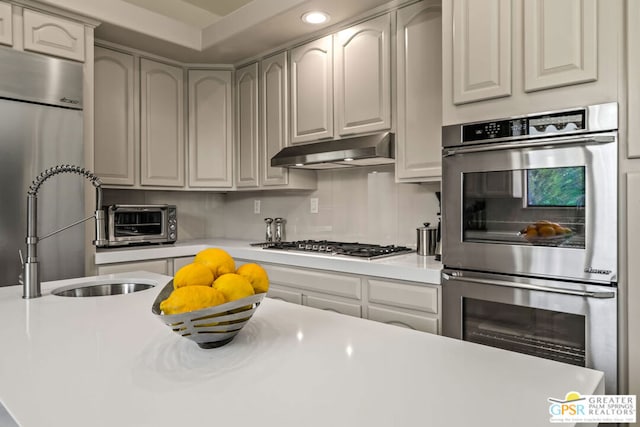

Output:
xmin=442 ymin=272 xmax=615 ymax=299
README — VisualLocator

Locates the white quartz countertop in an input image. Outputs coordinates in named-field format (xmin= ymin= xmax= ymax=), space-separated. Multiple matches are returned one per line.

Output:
xmin=0 ymin=272 xmax=602 ymax=427
xmin=95 ymin=239 xmax=443 ymax=284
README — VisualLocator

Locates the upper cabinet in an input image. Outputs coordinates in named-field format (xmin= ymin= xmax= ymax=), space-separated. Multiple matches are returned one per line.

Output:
xmin=187 ymin=69 xmax=233 ymax=188
xmin=234 ymin=54 xmax=317 ymax=190
xmin=140 ymin=58 xmax=185 ymax=187
xmin=290 ymin=13 xmax=392 ymax=144
xmin=94 ymin=46 xmax=135 ymax=186
xmin=0 ymin=2 xmax=12 ymax=46
xmin=235 ymin=62 xmax=260 ymax=188
xmin=629 ymin=0 xmax=640 ymax=158
xmin=450 ymin=0 xmax=511 ymax=105
xmin=334 ymin=13 xmax=391 ymax=136
xmin=290 ymin=35 xmax=334 ymax=144
xmin=395 ymin=0 xmax=442 ymax=182
xmin=443 ymin=0 xmax=622 ymax=124
xmin=23 ymin=9 xmax=85 ymax=62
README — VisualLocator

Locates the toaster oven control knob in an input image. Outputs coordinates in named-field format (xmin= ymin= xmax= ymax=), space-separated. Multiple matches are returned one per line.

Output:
xmin=169 ymin=224 xmax=176 ymax=231
xmin=169 ymin=232 xmax=176 ymax=240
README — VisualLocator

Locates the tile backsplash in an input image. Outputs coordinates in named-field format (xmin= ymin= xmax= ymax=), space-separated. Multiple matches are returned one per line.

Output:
xmin=103 ymin=165 xmax=440 ymax=248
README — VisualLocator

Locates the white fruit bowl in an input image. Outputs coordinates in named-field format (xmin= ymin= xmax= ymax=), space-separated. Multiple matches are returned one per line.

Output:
xmin=151 ymin=280 xmax=266 ymax=349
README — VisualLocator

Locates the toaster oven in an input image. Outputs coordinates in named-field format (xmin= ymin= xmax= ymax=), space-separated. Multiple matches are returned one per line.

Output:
xmin=103 ymin=204 xmax=177 ymax=247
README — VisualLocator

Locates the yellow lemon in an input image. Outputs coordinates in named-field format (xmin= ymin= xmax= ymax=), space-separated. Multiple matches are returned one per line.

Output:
xmin=194 ymin=248 xmax=236 ymax=280
xmin=160 ymin=286 xmax=227 ymax=315
xmin=212 ymin=273 xmax=255 ymax=302
xmin=173 ymin=262 xmax=214 ymax=289
xmin=236 ymin=263 xmax=269 ymax=294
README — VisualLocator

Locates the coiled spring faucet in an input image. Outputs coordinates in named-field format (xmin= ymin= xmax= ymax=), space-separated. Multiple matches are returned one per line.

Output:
xmin=22 ymin=165 xmax=108 ymax=299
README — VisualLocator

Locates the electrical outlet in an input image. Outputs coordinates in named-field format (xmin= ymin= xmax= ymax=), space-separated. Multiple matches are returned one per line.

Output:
xmin=310 ymin=198 xmax=319 ymax=214
xmin=254 ymin=200 xmax=261 ymax=214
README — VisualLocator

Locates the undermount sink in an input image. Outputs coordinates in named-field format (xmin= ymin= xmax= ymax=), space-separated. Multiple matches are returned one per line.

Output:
xmin=52 ymin=281 xmax=155 ymax=297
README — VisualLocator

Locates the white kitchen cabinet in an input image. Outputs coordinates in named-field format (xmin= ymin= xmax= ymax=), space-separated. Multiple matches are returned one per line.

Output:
xmin=451 ymin=0 xmax=511 ymax=105
xmin=628 ymin=0 xmax=640 ymax=158
xmin=395 ymin=1 xmax=442 ymax=182
xmin=290 ymin=35 xmax=334 ymax=144
xmin=140 ymin=58 xmax=185 ymax=187
xmin=259 ymin=51 xmax=316 ymax=189
xmin=94 ymin=46 xmax=135 ymax=186
xmin=442 ymin=0 xmax=622 ymax=124
xmin=365 ymin=278 xmax=440 ymax=334
xmin=334 ymin=13 xmax=390 ymax=136
xmin=262 ymin=263 xmax=362 ymax=317
xmin=523 ymin=0 xmax=597 ymax=92
xmin=261 ymin=51 xmax=290 ymax=186
xmin=0 ymin=2 xmax=12 ymax=46
xmin=235 ymin=62 xmax=260 ymax=188
xmin=22 ymin=9 xmax=85 ymax=62
xmin=627 ymin=172 xmax=640 ymax=397
xmin=96 ymin=259 xmax=169 ymax=275
xmin=187 ymin=69 xmax=233 ymax=188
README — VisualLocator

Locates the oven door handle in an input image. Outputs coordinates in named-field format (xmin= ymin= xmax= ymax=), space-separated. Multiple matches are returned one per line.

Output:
xmin=442 ymin=272 xmax=615 ymax=298
xmin=443 ymin=134 xmax=615 ymax=156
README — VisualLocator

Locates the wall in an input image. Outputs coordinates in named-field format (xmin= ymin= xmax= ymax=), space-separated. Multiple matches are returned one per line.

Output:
xmin=104 ymin=165 xmax=441 ymax=247
xmin=223 ymin=165 xmax=440 ymax=246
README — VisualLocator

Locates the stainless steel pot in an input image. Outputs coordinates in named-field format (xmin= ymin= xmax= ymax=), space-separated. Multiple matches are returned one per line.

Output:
xmin=417 ymin=223 xmax=437 ymax=256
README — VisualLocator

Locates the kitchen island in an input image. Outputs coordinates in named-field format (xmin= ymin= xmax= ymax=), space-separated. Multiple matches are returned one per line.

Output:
xmin=0 ymin=272 xmax=602 ymax=427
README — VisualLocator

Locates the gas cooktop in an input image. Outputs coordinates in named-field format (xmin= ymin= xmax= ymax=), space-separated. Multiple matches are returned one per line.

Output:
xmin=259 ymin=240 xmax=414 ymax=260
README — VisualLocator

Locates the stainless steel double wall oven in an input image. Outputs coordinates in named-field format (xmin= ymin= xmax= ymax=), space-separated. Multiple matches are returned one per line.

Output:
xmin=441 ymin=103 xmax=618 ymax=394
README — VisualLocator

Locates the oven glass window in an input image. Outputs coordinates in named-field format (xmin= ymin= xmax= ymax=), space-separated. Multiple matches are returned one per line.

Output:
xmin=462 ymin=167 xmax=585 ymax=248
xmin=463 ymin=298 xmax=586 ymax=367
xmin=114 ymin=211 xmax=163 ymax=236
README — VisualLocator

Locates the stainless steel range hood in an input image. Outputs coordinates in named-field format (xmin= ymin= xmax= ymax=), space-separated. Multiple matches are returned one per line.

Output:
xmin=270 ymin=133 xmax=395 ymax=169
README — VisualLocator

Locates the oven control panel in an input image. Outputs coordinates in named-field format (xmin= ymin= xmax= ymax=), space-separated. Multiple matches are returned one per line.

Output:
xmin=461 ymin=110 xmax=586 ymax=143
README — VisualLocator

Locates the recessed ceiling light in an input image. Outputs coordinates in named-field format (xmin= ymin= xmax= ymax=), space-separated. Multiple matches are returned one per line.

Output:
xmin=301 ymin=11 xmax=330 ymax=25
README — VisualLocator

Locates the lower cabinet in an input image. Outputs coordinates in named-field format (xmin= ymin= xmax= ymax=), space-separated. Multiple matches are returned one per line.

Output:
xmin=260 ymin=262 xmax=441 ymax=334
xmin=95 ymin=256 xmax=441 ymax=335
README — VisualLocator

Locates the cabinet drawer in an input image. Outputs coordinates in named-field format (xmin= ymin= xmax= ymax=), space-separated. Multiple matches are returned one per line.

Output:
xmin=0 ymin=2 xmax=12 ymax=46
xmin=367 ymin=279 xmax=438 ymax=314
xmin=304 ymin=295 xmax=361 ymax=317
xmin=97 ymin=260 xmax=169 ymax=276
xmin=267 ymin=286 xmax=303 ymax=305
xmin=23 ymin=9 xmax=85 ymax=61
xmin=172 ymin=256 xmax=194 ymax=274
xmin=265 ymin=264 xmax=361 ymax=299
xmin=368 ymin=305 xmax=438 ymax=334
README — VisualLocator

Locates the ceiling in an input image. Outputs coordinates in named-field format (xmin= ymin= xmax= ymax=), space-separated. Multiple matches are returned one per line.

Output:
xmin=83 ymin=0 xmax=403 ymax=64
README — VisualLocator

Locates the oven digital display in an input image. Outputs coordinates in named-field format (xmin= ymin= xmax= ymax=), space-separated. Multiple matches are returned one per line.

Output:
xmin=461 ymin=110 xmax=586 ymax=142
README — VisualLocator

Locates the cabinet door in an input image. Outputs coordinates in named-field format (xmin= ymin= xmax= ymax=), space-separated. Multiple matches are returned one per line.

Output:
xmin=261 ymin=52 xmax=289 ymax=186
xmin=451 ymin=0 xmax=511 ymax=104
xmin=334 ymin=14 xmax=391 ymax=135
xmin=22 ymin=9 xmax=85 ymax=61
xmin=140 ymin=58 xmax=185 ymax=187
xmin=304 ymin=294 xmax=361 ymax=317
xmin=627 ymin=172 xmax=640 ymax=397
xmin=235 ymin=62 xmax=259 ymax=187
xmin=396 ymin=1 xmax=442 ymax=181
xmin=524 ymin=0 xmax=597 ymax=92
xmin=188 ymin=69 xmax=233 ymax=188
xmin=94 ymin=47 xmax=135 ymax=186
xmin=0 ymin=2 xmax=12 ymax=46
xmin=290 ymin=35 xmax=333 ymax=143
xmin=630 ymin=0 xmax=640 ymax=158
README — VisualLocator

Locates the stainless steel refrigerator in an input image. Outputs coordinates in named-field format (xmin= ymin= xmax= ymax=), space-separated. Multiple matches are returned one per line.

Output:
xmin=0 ymin=47 xmax=85 ymax=287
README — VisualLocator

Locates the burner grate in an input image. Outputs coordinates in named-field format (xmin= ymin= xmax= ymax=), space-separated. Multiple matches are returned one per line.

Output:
xmin=262 ymin=240 xmax=414 ymax=259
